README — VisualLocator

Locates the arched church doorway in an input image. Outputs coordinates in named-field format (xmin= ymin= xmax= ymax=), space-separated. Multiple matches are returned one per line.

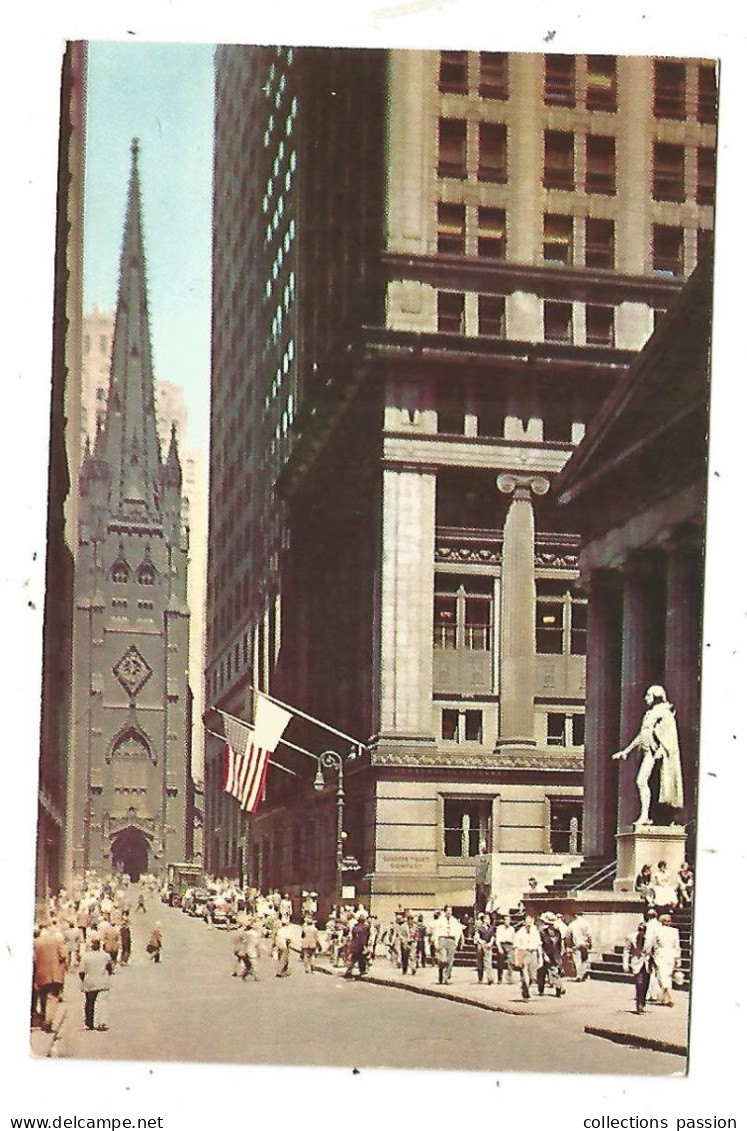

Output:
xmin=111 ymin=827 xmax=150 ymax=881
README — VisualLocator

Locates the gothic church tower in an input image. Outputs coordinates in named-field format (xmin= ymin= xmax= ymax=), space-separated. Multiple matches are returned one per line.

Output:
xmin=66 ymin=141 xmax=191 ymax=881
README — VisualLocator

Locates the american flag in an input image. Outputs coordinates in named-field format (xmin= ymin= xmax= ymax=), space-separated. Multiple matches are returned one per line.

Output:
xmin=219 ymin=694 xmax=292 ymax=814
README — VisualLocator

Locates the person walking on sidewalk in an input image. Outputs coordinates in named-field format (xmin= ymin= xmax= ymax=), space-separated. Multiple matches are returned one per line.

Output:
xmin=119 ymin=913 xmax=132 ymax=966
xmin=568 ymin=911 xmax=593 ymax=981
xmin=494 ymin=916 xmax=515 ymax=984
xmin=651 ymin=912 xmax=681 ymax=1006
xmin=433 ymin=905 xmax=464 ymax=985
xmin=343 ymin=913 xmax=370 ymax=979
xmin=275 ymin=920 xmax=293 ymax=977
xmin=78 ymin=938 xmax=112 ymax=1031
xmin=300 ymin=916 xmax=320 ymax=974
xmin=474 ymin=912 xmax=496 ymax=985
xmin=537 ymin=912 xmax=566 ymax=997
xmin=623 ymin=918 xmax=654 ymax=1014
xmin=513 ymin=914 xmax=542 ymax=1001
xmin=33 ymin=922 xmax=69 ymax=1033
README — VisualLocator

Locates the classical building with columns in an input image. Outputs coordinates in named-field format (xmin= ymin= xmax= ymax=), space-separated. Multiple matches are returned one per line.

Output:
xmin=205 ymin=48 xmax=715 ymax=917
xmin=66 ymin=142 xmax=192 ymax=882
xmin=556 ymin=257 xmax=711 ymax=870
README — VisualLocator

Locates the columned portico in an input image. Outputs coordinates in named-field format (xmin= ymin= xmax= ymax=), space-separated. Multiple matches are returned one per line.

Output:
xmin=617 ymin=553 xmax=665 ymax=830
xmin=495 ymin=473 xmax=549 ymax=748
xmin=582 ymin=569 xmax=622 ymax=857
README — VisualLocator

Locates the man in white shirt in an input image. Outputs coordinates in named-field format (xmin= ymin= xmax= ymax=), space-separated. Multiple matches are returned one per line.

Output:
xmin=432 ymin=905 xmax=463 ymax=985
xmin=494 ymin=916 xmax=515 ymax=984
xmin=513 ymin=914 xmax=542 ymax=1001
xmin=569 ymin=911 xmax=593 ymax=981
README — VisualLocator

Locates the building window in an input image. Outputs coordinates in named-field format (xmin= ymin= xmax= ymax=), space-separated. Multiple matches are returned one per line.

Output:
xmin=536 ymin=579 xmax=587 ymax=655
xmin=434 ymin=577 xmax=492 ymax=650
xmin=96 ymin=386 xmax=106 ymax=402
xmin=543 ymin=214 xmax=574 ymax=265
xmin=439 ymin=50 xmax=468 ymax=93
xmin=137 ymin=564 xmax=156 ymax=586
xmin=545 ymin=54 xmax=576 ymax=107
xmin=443 ymin=798 xmax=491 ymax=856
xmin=437 ymin=291 xmax=465 ymax=333
xmin=477 ymin=122 xmax=508 ymax=183
xmin=438 ymin=118 xmax=467 ymax=179
xmin=111 ymin=562 xmax=130 ymax=584
xmin=652 ymin=224 xmax=684 ymax=276
xmin=585 ymin=135 xmax=616 ymax=195
xmin=441 ymin=710 xmax=484 ymax=745
xmin=652 ymin=142 xmax=685 ymax=202
xmin=549 ymin=798 xmax=583 ymax=851
xmin=544 ymin=131 xmax=575 ymax=191
xmin=477 ymin=207 xmax=506 ymax=258
xmin=479 ymin=52 xmax=508 ymax=99
xmin=696 ymin=147 xmax=716 ymax=206
xmin=654 ymin=60 xmax=686 ymax=120
xmin=544 ymin=301 xmax=573 ymax=343
xmin=586 ymin=55 xmax=617 ymax=112
xmin=437 ymin=202 xmax=466 ymax=254
xmin=585 ymin=218 xmax=615 ymax=268
xmin=586 ymin=304 xmax=615 ymax=347
xmin=547 ymin=715 xmax=586 ymax=750
xmin=478 ymin=295 xmax=506 ymax=337
xmin=697 ymin=63 xmax=717 ymax=124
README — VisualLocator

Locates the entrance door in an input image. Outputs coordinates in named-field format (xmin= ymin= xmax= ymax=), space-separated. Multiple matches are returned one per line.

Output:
xmin=111 ymin=827 xmax=150 ymax=881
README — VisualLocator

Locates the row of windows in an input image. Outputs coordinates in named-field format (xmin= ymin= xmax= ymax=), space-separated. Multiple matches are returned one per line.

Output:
xmin=439 ymin=123 xmax=715 ymax=202
xmin=443 ymin=797 xmax=583 ymax=857
xmin=433 ymin=579 xmax=586 ymax=656
xmin=438 ymin=206 xmax=618 ymax=268
xmin=438 ymin=52 xmax=717 ymax=124
xmin=111 ymin=562 xmax=156 ymax=585
xmin=436 ymin=291 xmax=628 ymax=346
xmin=440 ymin=707 xmax=585 ymax=750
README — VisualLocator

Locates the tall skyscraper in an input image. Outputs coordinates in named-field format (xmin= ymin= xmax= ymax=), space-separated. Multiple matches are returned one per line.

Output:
xmin=66 ymin=141 xmax=191 ymax=881
xmin=205 ymin=49 xmax=715 ymax=916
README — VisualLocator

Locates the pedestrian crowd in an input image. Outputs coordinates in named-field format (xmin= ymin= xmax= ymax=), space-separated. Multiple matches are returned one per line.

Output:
xmin=32 ymin=870 xmax=162 ymax=1035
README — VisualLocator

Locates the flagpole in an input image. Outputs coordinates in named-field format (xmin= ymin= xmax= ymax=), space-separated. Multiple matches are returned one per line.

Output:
xmin=247 ymin=685 xmax=366 ymax=756
xmin=204 ymin=727 xmax=299 ymax=777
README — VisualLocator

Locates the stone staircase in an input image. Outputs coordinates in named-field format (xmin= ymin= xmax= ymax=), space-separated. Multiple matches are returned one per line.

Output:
xmin=590 ymin=904 xmax=693 ymax=989
xmin=541 ymin=855 xmax=616 ymax=896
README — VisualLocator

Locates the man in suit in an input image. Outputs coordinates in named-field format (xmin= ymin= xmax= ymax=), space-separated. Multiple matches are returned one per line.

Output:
xmin=33 ymin=922 xmax=69 ymax=1032
xmin=623 ymin=918 xmax=654 ymax=1014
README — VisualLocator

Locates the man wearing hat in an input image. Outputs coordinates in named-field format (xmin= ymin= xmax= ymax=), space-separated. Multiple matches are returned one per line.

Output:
xmin=343 ymin=912 xmax=370 ymax=979
xmin=473 ymin=912 xmax=496 ymax=985
xmin=537 ymin=912 xmax=566 ymax=997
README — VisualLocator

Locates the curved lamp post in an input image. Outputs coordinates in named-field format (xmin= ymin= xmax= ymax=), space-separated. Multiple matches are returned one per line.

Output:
xmin=313 ymin=750 xmax=345 ymax=901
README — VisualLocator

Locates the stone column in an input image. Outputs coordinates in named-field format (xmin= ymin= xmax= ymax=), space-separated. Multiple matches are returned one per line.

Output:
xmin=495 ymin=473 xmax=549 ymax=747
xmin=582 ymin=570 xmax=623 ymax=858
xmin=617 ymin=553 xmax=666 ymax=830
xmin=664 ymin=529 xmax=704 ymax=828
xmin=378 ymin=464 xmax=437 ymax=749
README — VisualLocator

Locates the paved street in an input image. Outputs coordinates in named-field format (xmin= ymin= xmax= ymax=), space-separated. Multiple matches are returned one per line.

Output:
xmin=49 ymin=893 xmax=683 ymax=1075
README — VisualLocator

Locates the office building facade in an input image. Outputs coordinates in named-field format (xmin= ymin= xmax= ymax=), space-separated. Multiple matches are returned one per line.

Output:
xmin=205 ymin=49 xmax=715 ymax=916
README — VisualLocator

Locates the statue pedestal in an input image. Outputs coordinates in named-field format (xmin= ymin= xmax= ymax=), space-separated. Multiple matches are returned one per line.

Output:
xmin=614 ymin=824 xmax=687 ymax=892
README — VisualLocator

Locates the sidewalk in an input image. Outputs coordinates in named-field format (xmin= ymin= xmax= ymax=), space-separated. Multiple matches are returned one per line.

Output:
xmin=304 ymin=943 xmax=688 ymax=1058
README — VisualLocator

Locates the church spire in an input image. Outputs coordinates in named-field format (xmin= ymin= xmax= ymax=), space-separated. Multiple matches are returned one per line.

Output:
xmin=102 ymin=139 xmax=163 ymax=521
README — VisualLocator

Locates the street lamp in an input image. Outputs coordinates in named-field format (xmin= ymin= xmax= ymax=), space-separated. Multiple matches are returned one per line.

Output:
xmin=313 ymin=749 xmax=346 ymax=902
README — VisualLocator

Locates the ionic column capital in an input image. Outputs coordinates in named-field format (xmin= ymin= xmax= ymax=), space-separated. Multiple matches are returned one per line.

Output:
xmin=496 ymin=473 xmax=550 ymax=498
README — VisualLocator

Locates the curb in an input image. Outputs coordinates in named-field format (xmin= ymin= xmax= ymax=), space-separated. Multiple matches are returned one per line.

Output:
xmin=583 ymin=1024 xmax=687 ymax=1058
xmin=310 ymin=959 xmax=543 ymax=1016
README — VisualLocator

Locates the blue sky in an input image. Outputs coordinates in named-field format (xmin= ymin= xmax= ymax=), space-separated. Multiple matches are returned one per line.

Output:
xmin=84 ymin=41 xmax=215 ymax=451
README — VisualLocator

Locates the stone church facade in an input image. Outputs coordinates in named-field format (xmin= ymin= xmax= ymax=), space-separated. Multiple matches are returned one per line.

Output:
xmin=65 ymin=141 xmax=191 ymax=882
